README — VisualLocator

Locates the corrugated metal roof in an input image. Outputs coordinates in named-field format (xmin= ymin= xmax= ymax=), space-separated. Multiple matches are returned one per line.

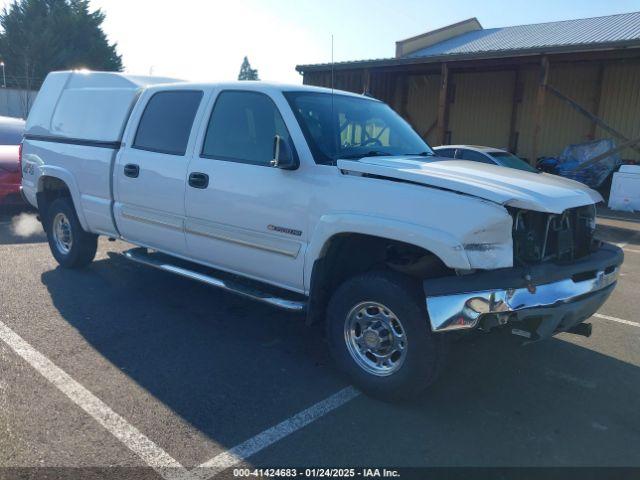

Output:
xmin=297 ymin=12 xmax=640 ymax=71
xmin=407 ymin=12 xmax=640 ymax=58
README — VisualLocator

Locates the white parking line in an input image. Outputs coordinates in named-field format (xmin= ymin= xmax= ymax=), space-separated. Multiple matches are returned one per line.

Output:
xmin=192 ymin=386 xmax=361 ymax=479
xmin=0 ymin=320 xmax=190 ymax=480
xmin=594 ymin=313 xmax=640 ymax=328
xmin=0 ymin=319 xmax=361 ymax=479
xmin=616 ymin=230 xmax=640 ymax=250
xmin=623 ymin=247 xmax=640 ymax=254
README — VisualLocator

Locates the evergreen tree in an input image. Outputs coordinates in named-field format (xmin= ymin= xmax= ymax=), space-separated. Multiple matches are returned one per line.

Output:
xmin=238 ymin=56 xmax=259 ymax=81
xmin=0 ymin=0 xmax=123 ymax=91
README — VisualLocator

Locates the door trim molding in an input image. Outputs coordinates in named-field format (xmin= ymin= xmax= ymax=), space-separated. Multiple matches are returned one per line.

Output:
xmin=185 ymin=218 xmax=301 ymax=258
xmin=121 ymin=207 xmax=184 ymax=231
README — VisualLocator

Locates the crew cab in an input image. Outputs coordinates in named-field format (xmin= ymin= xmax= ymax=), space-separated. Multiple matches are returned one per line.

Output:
xmin=21 ymin=71 xmax=623 ymax=400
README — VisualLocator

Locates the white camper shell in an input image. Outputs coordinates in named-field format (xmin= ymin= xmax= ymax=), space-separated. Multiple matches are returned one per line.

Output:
xmin=26 ymin=71 xmax=180 ymax=143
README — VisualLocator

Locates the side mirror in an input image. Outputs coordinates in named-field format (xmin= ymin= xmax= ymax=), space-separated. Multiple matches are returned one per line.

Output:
xmin=271 ymin=135 xmax=298 ymax=170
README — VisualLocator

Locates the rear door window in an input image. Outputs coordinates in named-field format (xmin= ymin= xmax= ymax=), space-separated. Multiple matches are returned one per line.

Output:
xmin=133 ymin=90 xmax=203 ymax=156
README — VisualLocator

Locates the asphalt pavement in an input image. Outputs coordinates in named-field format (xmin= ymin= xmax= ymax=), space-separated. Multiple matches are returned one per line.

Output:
xmin=1 ymin=207 xmax=639 ymax=479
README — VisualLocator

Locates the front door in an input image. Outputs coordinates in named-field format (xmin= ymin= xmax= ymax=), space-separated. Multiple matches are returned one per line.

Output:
xmin=114 ymin=89 xmax=204 ymax=255
xmin=184 ymin=89 xmax=308 ymax=292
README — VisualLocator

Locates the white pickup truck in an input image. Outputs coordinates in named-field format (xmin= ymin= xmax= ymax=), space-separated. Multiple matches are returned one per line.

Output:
xmin=21 ymin=71 xmax=622 ymax=400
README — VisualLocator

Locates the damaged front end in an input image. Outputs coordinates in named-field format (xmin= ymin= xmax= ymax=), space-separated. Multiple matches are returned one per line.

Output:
xmin=511 ymin=204 xmax=597 ymax=266
xmin=424 ymin=204 xmax=623 ymax=341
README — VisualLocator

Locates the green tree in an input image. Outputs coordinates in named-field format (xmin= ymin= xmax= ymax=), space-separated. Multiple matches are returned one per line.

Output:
xmin=238 ymin=56 xmax=259 ymax=81
xmin=0 ymin=0 xmax=123 ymax=93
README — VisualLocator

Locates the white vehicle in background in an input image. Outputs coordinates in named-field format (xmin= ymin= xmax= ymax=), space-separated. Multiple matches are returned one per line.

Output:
xmin=433 ymin=145 xmax=538 ymax=173
xmin=20 ymin=71 xmax=622 ymax=401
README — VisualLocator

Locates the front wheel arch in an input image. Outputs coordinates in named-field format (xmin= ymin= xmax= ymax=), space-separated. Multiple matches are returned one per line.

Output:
xmin=306 ymin=233 xmax=453 ymax=326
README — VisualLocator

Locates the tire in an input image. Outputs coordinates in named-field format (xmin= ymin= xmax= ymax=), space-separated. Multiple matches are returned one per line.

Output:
xmin=45 ymin=197 xmax=98 ymax=269
xmin=326 ymin=271 xmax=447 ymax=401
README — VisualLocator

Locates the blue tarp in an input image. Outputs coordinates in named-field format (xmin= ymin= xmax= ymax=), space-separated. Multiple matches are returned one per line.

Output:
xmin=542 ymin=139 xmax=621 ymax=189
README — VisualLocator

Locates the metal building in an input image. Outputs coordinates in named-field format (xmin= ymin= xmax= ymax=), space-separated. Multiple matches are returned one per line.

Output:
xmin=296 ymin=12 xmax=640 ymax=163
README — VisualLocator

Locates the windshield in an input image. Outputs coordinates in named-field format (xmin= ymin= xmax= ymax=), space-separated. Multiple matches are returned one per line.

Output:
xmin=489 ymin=151 xmax=539 ymax=173
xmin=284 ymin=91 xmax=433 ymax=165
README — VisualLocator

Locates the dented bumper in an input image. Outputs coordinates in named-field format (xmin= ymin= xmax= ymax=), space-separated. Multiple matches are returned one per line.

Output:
xmin=424 ymin=243 xmax=623 ymax=339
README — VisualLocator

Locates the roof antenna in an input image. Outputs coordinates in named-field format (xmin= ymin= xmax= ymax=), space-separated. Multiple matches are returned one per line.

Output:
xmin=331 ymin=34 xmax=336 ymax=161
xmin=331 ymin=34 xmax=334 ymax=94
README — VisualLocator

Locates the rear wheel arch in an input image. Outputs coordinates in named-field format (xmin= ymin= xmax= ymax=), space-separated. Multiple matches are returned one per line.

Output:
xmin=36 ymin=174 xmax=88 ymax=231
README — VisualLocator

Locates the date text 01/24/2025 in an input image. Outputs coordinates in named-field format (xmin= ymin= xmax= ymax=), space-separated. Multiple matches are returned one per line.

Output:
xmin=233 ymin=468 xmax=400 ymax=478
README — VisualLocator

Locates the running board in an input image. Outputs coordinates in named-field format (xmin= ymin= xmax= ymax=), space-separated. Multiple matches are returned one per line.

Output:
xmin=122 ymin=247 xmax=307 ymax=312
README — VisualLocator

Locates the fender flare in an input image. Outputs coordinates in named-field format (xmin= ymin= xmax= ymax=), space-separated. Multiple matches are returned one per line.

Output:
xmin=304 ymin=213 xmax=471 ymax=290
xmin=37 ymin=165 xmax=90 ymax=231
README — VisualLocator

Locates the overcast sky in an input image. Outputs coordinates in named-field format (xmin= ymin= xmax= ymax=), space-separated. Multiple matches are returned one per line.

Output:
xmin=4 ymin=0 xmax=640 ymax=83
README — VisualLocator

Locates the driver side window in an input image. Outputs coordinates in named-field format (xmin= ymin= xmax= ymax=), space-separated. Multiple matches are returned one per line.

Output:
xmin=201 ymin=90 xmax=290 ymax=166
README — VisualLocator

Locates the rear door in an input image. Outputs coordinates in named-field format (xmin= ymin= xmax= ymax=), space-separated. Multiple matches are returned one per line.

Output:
xmin=114 ymin=89 xmax=205 ymax=255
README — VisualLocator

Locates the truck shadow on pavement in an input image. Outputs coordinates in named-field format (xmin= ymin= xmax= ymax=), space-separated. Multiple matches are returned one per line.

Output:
xmin=40 ymin=253 xmax=640 ymax=465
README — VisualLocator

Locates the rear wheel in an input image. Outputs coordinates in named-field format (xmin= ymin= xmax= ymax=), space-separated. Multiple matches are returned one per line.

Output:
xmin=45 ymin=197 xmax=97 ymax=268
xmin=326 ymin=271 xmax=447 ymax=401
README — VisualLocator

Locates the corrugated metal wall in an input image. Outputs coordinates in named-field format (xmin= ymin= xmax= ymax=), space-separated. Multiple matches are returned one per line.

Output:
xmin=515 ymin=61 xmax=640 ymax=160
xmin=302 ymin=58 xmax=640 ymax=161
xmin=517 ymin=63 xmax=600 ymax=159
xmin=597 ymin=61 xmax=640 ymax=160
xmin=303 ymin=70 xmax=363 ymax=93
xmin=448 ymin=70 xmax=515 ymax=149
xmin=404 ymin=74 xmax=440 ymax=144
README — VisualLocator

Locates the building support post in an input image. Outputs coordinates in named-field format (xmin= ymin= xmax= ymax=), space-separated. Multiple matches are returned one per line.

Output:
xmin=400 ymin=74 xmax=410 ymax=118
xmin=508 ymin=68 xmax=521 ymax=153
xmin=588 ymin=63 xmax=605 ymax=140
xmin=436 ymin=62 xmax=450 ymax=146
xmin=530 ymin=56 xmax=549 ymax=165
xmin=362 ymin=68 xmax=371 ymax=95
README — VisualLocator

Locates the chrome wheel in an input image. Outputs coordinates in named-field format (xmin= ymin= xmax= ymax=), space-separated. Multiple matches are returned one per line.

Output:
xmin=52 ymin=212 xmax=73 ymax=254
xmin=344 ymin=301 xmax=407 ymax=377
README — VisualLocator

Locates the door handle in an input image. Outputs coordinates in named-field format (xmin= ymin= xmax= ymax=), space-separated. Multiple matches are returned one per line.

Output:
xmin=188 ymin=172 xmax=209 ymax=189
xmin=124 ymin=164 xmax=140 ymax=178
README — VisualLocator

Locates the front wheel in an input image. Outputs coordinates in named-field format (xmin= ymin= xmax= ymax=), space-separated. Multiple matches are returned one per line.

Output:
xmin=45 ymin=197 xmax=98 ymax=269
xmin=326 ymin=271 xmax=447 ymax=401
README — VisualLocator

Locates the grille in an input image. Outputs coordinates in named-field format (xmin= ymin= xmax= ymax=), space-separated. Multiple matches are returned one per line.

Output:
xmin=511 ymin=205 xmax=597 ymax=266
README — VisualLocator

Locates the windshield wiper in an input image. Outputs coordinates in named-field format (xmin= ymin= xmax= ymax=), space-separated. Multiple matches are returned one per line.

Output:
xmin=338 ymin=151 xmax=393 ymax=160
xmin=402 ymin=151 xmax=434 ymax=156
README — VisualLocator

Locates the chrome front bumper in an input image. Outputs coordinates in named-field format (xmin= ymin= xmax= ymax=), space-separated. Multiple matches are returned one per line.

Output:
xmin=425 ymin=243 xmax=623 ymax=335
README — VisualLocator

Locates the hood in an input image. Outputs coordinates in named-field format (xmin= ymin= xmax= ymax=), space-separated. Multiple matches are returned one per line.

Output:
xmin=0 ymin=145 xmax=19 ymax=173
xmin=337 ymin=157 xmax=602 ymax=214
